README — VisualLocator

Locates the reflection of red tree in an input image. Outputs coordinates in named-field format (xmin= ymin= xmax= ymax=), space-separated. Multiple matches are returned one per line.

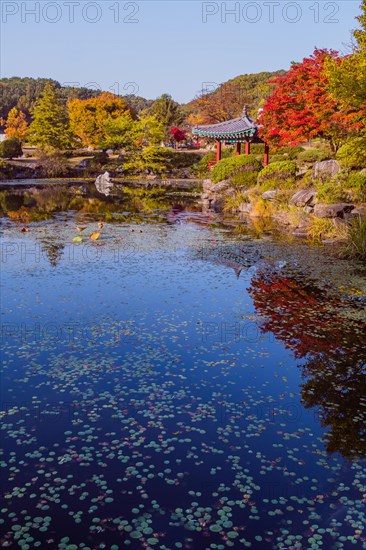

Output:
xmin=249 ymin=274 xmax=348 ymax=358
xmin=249 ymin=272 xmax=366 ymax=457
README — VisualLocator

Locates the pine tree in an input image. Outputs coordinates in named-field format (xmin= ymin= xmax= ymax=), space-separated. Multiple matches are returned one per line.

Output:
xmin=28 ymin=82 xmax=72 ymax=150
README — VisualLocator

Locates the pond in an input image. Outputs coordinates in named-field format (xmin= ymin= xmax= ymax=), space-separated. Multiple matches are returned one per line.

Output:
xmin=1 ymin=183 xmax=366 ymax=549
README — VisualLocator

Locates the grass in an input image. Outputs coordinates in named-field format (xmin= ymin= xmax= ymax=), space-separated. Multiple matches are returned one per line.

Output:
xmin=308 ymin=217 xmax=348 ymax=242
xmin=344 ymin=216 xmax=366 ymax=260
xmin=223 ymin=191 xmax=249 ymax=213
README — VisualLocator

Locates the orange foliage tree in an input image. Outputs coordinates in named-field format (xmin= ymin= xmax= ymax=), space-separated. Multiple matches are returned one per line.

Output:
xmin=3 ymin=107 xmax=28 ymax=142
xmin=68 ymin=92 xmax=130 ymax=148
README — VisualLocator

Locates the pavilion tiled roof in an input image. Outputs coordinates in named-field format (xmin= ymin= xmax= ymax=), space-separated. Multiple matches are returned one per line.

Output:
xmin=192 ymin=106 xmax=259 ymax=141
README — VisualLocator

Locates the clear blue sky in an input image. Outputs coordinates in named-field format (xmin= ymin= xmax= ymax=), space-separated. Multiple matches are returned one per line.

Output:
xmin=0 ymin=0 xmax=362 ymax=103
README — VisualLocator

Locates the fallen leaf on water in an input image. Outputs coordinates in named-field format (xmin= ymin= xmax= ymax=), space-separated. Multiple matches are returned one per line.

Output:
xmin=90 ymin=232 xmax=101 ymax=240
xmin=73 ymin=236 xmax=83 ymax=243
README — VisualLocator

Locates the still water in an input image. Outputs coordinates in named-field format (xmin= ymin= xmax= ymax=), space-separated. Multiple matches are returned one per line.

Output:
xmin=1 ymin=185 xmax=366 ymax=549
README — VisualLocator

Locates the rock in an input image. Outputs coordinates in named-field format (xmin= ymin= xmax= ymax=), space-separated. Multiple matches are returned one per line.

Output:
xmin=201 ymin=197 xmax=224 ymax=213
xmin=202 ymin=179 xmax=213 ymax=192
xmin=348 ymin=206 xmax=366 ymax=219
xmin=292 ymin=228 xmax=309 ymax=238
xmin=210 ymin=181 xmax=231 ymax=194
xmin=239 ymin=203 xmax=253 ymax=215
xmin=303 ymin=206 xmax=314 ymax=214
xmin=360 ymin=168 xmax=366 ymax=174
xmin=313 ymin=160 xmax=340 ymax=179
xmin=322 ymin=238 xmax=343 ymax=245
xmin=261 ymin=190 xmax=278 ymax=201
xmin=313 ymin=203 xmax=354 ymax=219
xmin=290 ymin=189 xmax=317 ymax=207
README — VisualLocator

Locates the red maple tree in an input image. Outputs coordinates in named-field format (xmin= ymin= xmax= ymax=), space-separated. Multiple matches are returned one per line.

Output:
xmin=171 ymin=127 xmax=186 ymax=143
xmin=259 ymin=49 xmax=361 ymax=152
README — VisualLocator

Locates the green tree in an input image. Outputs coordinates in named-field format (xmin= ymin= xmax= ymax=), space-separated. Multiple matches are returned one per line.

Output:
xmin=103 ymin=113 xmax=135 ymax=150
xmin=148 ymin=94 xmax=184 ymax=140
xmin=327 ymin=2 xmax=366 ymax=112
xmin=28 ymin=82 xmax=72 ymax=150
xmin=326 ymin=1 xmax=366 ymax=154
xmin=103 ymin=113 xmax=164 ymax=152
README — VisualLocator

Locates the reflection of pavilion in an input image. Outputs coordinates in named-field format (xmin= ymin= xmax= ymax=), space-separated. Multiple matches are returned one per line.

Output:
xmin=192 ymin=106 xmax=269 ymax=168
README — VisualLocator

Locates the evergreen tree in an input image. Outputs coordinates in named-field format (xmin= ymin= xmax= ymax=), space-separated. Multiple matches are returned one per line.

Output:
xmin=28 ymin=82 xmax=72 ymax=150
xmin=149 ymin=94 xmax=184 ymax=140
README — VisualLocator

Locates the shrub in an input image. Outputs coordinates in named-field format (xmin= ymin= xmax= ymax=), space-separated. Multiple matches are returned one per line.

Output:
xmin=38 ymin=152 xmax=70 ymax=177
xmin=92 ymin=151 xmax=109 ymax=165
xmin=257 ymin=160 xmax=297 ymax=189
xmin=337 ymin=136 xmax=366 ymax=169
xmin=192 ymin=149 xmax=232 ymax=176
xmin=315 ymin=176 xmax=350 ymax=204
xmin=298 ymin=149 xmax=329 ymax=164
xmin=268 ymin=154 xmax=288 ymax=163
xmin=211 ymin=154 xmax=262 ymax=185
xmin=276 ymin=145 xmax=305 ymax=159
xmin=345 ymin=172 xmax=366 ymax=202
xmin=124 ymin=147 xmax=173 ymax=176
xmin=288 ymin=146 xmax=305 ymax=160
xmin=251 ymin=197 xmax=273 ymax=218
xmin=247 ymin=143 xmax=265 ymax=155
xmin=0 ymin=138 xmax=22 ymax=159
xmin=169 ymin=151 xmax=201 ymax=169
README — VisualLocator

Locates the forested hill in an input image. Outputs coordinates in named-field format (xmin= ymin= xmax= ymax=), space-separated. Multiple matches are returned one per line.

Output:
xmin=0 ymin=77 xmax=152 ymax=122
xmin=0 ymin=71 xmax=286 ymax=126
xmin=185 ymin=70 xmax=286 ymax=124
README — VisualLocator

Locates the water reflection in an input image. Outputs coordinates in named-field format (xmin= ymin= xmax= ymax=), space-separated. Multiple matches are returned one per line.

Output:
xmin=248 ymin=272 xmax=366 ymax=458
xmin=0 ymin=183 xmax=199 ymax=223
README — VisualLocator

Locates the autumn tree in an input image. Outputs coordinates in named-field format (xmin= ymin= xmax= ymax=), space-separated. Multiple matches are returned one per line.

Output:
xmin=171 ymin=127 xmax=186 ymax=146
xmin=28 ymin=82 xmax=72 ymax=150
xmin=259 ymin=49 xmax=361 ymax=152
xmin=68 ymin=92 xmax=131 ymax=148
xmin=3 ymin=108 xmax=28 ymax=142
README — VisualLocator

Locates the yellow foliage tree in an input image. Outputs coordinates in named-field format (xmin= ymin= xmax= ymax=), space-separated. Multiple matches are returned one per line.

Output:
xmin=68 ymin=92 xmax=130 ymax=148
xmin=4 ymin=107 xmax=28 ymax=142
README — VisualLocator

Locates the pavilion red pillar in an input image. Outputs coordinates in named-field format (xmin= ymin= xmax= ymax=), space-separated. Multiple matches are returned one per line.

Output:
xmin=245 ymin=141 xmax=251 ymax=155
xmin=264 ymin=144 xmax=269 ymax=166
xmin=216 ymin=141 xmax=222 ymax=163
xmin=236 ymin=142 xmax=241 ymax=155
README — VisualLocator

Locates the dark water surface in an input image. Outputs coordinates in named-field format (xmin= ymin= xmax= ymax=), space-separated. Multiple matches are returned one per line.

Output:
xmin=1 ymin=192 xmax=366 ymax=549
